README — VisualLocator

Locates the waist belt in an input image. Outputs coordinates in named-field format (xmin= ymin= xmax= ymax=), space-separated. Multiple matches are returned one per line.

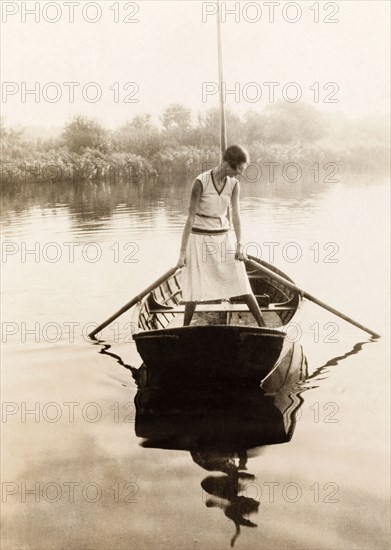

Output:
xmin=196 ymin=213 xmax=224 ymax=220
xmin=191 ymin=227 xmax=229 ymax=235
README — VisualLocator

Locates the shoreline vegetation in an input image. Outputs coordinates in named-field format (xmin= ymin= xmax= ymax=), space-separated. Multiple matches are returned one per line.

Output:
xmin=1 ymin=102 xmax=389 ymax=186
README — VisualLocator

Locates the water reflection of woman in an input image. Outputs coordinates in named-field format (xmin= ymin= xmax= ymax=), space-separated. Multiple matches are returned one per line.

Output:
xmin=192 ymin=450 xmax=259 ymax=548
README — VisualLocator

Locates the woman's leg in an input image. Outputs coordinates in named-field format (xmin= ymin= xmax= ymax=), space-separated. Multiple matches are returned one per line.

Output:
xmin=243 ymin=294 xmax=266 ymax=327
xmin=184 ymin=302 xmax=197 ymax=326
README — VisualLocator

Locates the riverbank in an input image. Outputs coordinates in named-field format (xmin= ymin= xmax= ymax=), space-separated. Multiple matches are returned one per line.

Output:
xmin=2 ymin=103 xmax=389 ymax=185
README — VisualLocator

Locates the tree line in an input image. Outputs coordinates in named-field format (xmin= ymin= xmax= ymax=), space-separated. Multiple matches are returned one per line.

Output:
xmin=1 ymin=102 xmax=389 ymax=185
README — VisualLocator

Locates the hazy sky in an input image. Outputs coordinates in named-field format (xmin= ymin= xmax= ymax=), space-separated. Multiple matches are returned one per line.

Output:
xmin=1 ymin=0 xmax=390 ymax=128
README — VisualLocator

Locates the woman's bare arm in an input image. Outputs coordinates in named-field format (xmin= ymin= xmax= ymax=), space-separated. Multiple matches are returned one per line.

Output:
xmin=177 ymin=179 xmax=202 ymax=267
xmin=231 ymin=180 xmax=243 ymax=259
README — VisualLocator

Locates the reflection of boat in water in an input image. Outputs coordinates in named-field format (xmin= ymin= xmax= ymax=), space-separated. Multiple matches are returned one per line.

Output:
xmin=132 ymin=256 xmax=302 ymax=387
xmin=97 ymin=337 xmax=371 ymax=547
xmin=134 ymin=343 xmax=308 ymax=547
xmin=93 ymin=313 xmax=373 ymax=548
xmin=136 ymin=342 xmax=307 ymax=450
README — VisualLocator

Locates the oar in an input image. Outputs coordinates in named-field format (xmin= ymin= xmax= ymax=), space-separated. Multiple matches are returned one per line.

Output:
xmin=88 ymin=266 xmax=180 ymax=339
xmin=245 ymin=255 xmax=380 ymax=338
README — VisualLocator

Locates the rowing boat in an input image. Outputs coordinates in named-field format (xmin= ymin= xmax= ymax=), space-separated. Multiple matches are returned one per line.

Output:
xmin=132 ymin=255 xmax=302 ymax=386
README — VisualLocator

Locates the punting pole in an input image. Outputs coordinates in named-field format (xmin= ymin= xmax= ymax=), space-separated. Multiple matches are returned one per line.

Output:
xmin=245 ymin=255 xmax=380 ymax=339
xmin=217 ymin=0 xmax=227 ymax=158
xmin=88 ymin=267 xmax=180 ymax=339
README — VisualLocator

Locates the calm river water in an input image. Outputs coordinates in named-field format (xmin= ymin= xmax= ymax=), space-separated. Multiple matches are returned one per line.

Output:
xmin=1 ymin=174 xmax=390 ymax=549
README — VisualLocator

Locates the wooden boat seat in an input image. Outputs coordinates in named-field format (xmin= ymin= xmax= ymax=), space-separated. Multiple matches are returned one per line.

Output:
xmin=150 ymin=303 xmax=296 ymax=314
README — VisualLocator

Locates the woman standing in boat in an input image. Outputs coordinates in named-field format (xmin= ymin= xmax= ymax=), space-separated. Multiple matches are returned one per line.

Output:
xmin=178 ymin=145 xmax=265 ymax=327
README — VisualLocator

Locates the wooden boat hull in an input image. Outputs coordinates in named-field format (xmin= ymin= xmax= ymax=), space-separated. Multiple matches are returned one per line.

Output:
xmin=133 ymin=325 xmax=285 ymax=387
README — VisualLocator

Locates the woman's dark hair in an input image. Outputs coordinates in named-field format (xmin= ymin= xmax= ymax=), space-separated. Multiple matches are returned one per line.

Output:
xmin=223 ymin=145 xmax=249 ymax=169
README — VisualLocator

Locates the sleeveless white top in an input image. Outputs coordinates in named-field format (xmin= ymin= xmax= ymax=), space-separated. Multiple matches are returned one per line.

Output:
xmin=193 ymin=170 xmax=237 ymax=231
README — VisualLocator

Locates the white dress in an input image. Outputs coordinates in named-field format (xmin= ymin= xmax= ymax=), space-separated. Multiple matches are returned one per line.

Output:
xmin=180 ymin=170 xmax=252 ymax=302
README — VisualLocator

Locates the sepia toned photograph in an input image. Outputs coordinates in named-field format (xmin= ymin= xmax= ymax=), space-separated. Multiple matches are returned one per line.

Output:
xmin=1 ymin=1 xmax=390 ymax=549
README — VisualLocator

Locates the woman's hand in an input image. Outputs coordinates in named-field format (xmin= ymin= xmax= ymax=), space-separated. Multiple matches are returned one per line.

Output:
xmin=177 ymin=252 xmax=186 ymax=268
xmin=235 ymin=242 xmax=245 ymax=262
